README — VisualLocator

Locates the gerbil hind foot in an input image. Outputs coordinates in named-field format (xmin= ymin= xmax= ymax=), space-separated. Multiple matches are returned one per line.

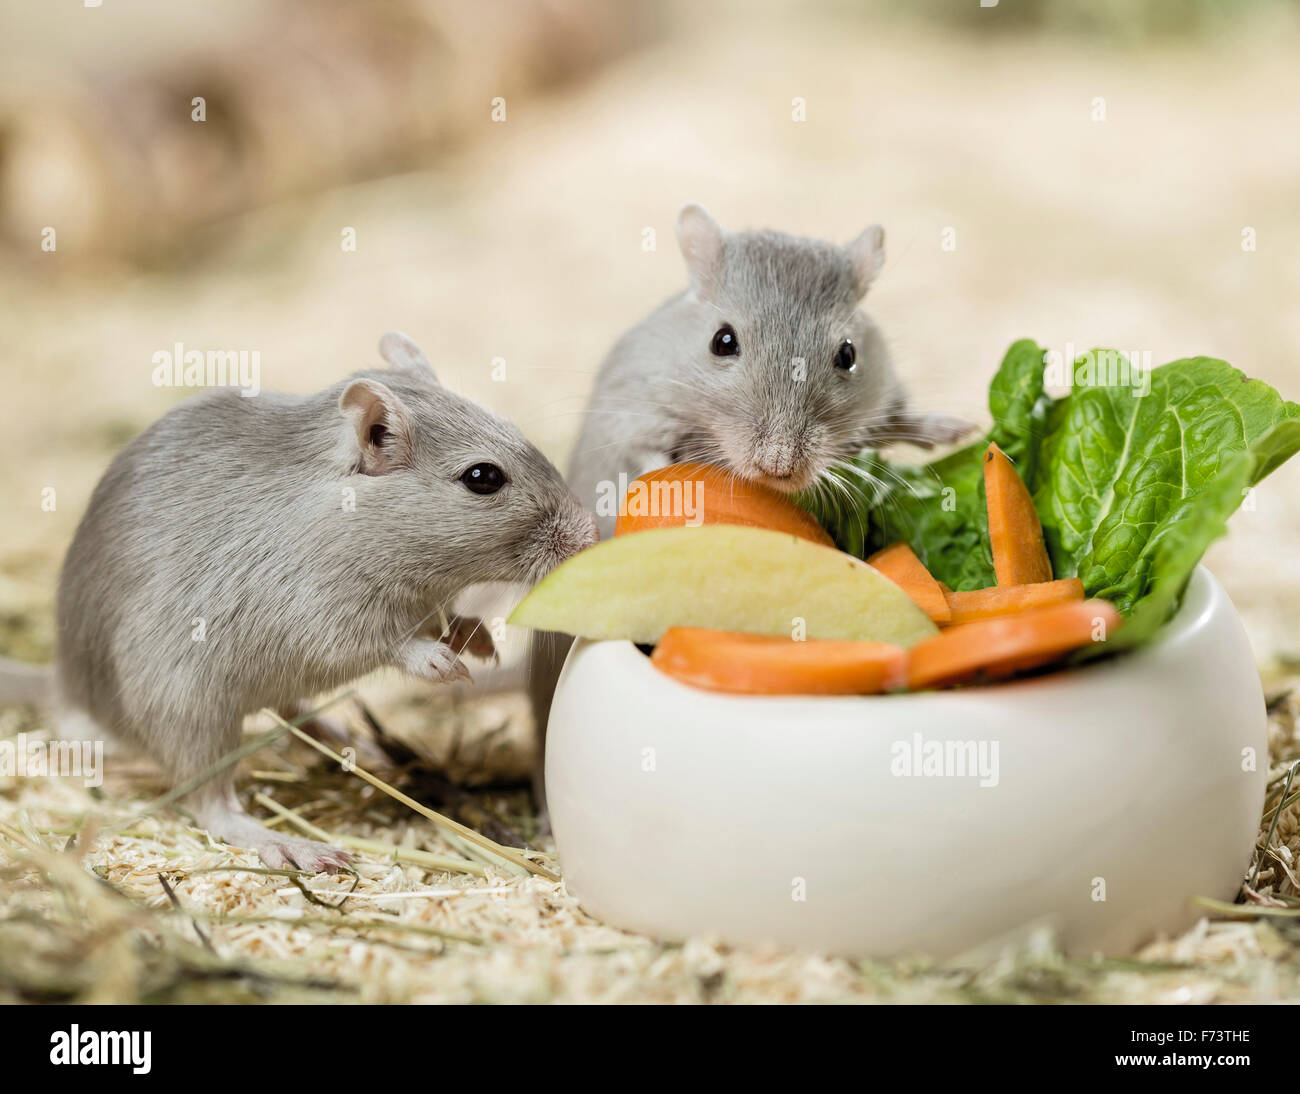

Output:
xmin=191 ymin=784 xmax=351 ymax=874
xmin=211 ymin=811 xmax=351 ymax=874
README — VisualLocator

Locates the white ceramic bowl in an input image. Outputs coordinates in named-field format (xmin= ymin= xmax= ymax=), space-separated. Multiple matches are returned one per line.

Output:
xmin=545 ymin=567 xmax=1266 ymax=957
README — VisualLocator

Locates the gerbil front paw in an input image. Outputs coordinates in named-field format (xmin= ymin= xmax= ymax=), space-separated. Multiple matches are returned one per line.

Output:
xmin=398 ymin=638 xmax=472 ymax=684
xmin=919 ymin=413 xmax=978 ymax=445
xmin=878 ymin=412 xmax=977 ymax=450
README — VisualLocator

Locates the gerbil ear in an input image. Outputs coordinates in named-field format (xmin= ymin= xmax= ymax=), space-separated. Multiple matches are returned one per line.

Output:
xmin=845 ymin=224 xmax=886 ymax=298
xmin=378 ymin=330 xmax=437 ymax=382
xmin=339 ymin=379 xmax=413 ymax=475
xmin=676 ymin=203 xmax=724 ymax=299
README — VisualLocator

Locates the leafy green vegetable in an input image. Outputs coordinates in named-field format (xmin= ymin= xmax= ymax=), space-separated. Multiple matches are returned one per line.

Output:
xmin=1035 ymin=355 xmax=1300 ymax=613
xmin=807 ymin=339 xmax=1049 ymax=590
xmin=801 ymin=341 xmax=1300 ymax=645
xmin=987 ymin=338 xmax=1052 ymax=476
xmin=816 ymin=446 xmax=989 ymax=589
xmin=1100 ymin=448 xmax=1253 ymax=651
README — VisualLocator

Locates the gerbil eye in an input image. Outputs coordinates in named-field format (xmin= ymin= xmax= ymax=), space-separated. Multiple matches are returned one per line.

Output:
xmin=834 ymin=339 xmax=857 ymax=372
xmin=460 ymin=463 xmax=507 ymax=495
xmin=710 ymin=324 xmax=739 ymax=358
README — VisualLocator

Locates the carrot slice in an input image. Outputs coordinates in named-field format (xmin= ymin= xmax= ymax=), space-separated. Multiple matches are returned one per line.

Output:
xmin=651 ymin=627 xmax=906 ymax=695
xmin=943 ymin=577 xmax=1083 ymax=624
xmin=614 ymin=462 xmax=834 ymax=547
xmin=866 ymin=542 xmax=952 ymax=625
xmin=906 ymin=599 xmax=1120 ymax=690
xmin=983 ymin=442 xmax=1053 ymax=585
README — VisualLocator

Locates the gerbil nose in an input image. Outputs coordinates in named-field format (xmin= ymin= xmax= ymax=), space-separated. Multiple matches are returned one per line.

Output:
xmin=754 ymin=458 xmax=794 ymax=479
xmin=543 ymin=506 xmax=597 ymax=564
xmin=752 ymin=436 xmax=800 ymax=479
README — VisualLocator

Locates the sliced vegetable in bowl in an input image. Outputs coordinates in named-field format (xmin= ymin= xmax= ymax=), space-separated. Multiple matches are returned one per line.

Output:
xmin=511 ymin=446 xmax=1121 ymax=694
xmin=508 ymin=524 xmax=938 ymax=647
xmin=984 ymin=440 xmax=1052 ymax=585
xmin=942 ymin=577 xmax=1083 ymax=623
xmin=906 ymin=599 xmax=1121 ymax=690
xmin=651 ymin=628 xmax=907 ymax=696
xmin=864 ymin=541 xmax=950 ymax=624
xmin=614 ymin=461 xmax=834 ymax=546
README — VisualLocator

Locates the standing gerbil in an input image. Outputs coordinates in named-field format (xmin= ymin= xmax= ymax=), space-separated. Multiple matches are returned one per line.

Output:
xmin=529 ymin=205 xmax=970 ymax=793
xmin=3 ymin=332 xmax=596 ymax=871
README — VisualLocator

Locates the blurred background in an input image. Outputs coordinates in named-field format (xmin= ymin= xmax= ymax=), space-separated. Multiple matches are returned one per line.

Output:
xmin=3 ymin=0 xmax=1300 ymax=673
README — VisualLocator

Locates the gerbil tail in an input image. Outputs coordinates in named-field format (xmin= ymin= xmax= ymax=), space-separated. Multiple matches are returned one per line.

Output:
xmin=0 ymin=656 xmax=54 ymax=706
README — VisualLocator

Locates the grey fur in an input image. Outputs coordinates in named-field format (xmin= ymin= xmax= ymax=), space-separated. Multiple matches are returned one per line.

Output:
xmin=528 ymin=206 xmax=971 ymax=807
xmin=29 ymin=332 xmax=594 ymax=870
xmin=568 ymin=204 xmax=968 ymax=534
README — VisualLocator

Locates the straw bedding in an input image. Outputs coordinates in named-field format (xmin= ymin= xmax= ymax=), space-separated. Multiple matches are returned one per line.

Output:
xmin=3 ymin=676 xmax=1300 ymax=1005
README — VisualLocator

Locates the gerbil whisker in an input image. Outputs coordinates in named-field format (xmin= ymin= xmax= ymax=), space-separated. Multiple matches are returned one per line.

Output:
xmin=829 ymin=456 xmax=920 ymax=500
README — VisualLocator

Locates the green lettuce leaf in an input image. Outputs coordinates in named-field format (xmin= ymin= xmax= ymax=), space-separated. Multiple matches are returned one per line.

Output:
xmin=801 ymin=342 xmax=1300 ymax=645
xmin=804 ymin=339 xmax=1049 ymax=590
xmin=1036 ymin=353 xmax=1300 ymax=615
xmin=987 ymin=337 xmax=1052 ymax=479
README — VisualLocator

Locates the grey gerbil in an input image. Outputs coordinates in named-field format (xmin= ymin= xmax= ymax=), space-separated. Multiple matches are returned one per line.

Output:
xmin=569 ymin=204 xmax=970 ymax=528
xmin=528 ymin=205 xmax=971 ymax=800
xmin=2 ymin=332 xmax=596 ymax=871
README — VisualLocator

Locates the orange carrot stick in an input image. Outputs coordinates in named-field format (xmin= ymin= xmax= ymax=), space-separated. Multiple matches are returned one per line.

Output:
xmin=614 ymin=462 xmax=834 ymax=547
xmin=866 ymin=541 xmax=952 ymax=624
xmin=651 ymin=627 xmax=907 ymax=695
xmin=906 ymin=599 xmax=1120 ymax=690
xmin=983 ymin=442 xmax=1053 ymax=585
xmin=943 ymin=577 xmax=1083 ymax=624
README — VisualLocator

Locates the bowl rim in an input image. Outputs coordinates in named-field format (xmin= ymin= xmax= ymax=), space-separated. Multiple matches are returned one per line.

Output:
xmin=563 ymin=565 xmax=1217 ymax=703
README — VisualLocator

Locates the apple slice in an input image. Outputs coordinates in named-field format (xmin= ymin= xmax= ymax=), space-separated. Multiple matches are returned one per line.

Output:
xmin=509 ymin=525 xmax=938 ymax=647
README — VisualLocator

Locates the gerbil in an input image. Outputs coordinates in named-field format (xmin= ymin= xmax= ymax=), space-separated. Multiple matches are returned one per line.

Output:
xmin=528 ymin=205 xmax=970 ymax=801
xmin=569 ymin=204 xmax=969 ymax=528
xmin=2 ymin=332 xmax=596 ymax=871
